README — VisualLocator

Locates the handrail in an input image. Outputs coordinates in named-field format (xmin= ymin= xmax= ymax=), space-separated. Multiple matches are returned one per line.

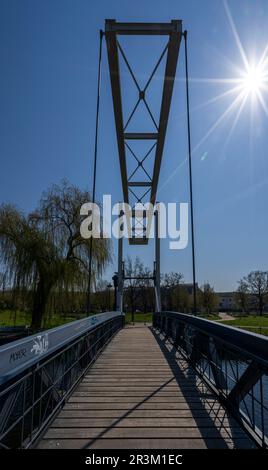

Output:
xmin=0 ymin=311 xmax=123 ymax=386
xmin=153 ymin=311 xmax=268 ymax=448
xmin=160 ymin=311 xmax=268 ymax=366
xmin=0 ymin=312 xmax=124 ymax=448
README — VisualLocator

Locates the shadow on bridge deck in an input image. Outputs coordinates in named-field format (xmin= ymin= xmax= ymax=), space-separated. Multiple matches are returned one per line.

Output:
xmin=36 ymin=325 xmax=255 ymax=449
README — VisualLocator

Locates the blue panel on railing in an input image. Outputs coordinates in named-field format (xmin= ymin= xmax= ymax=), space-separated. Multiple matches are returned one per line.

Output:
xmin=0 ymin=311 xmax=123 ymax=385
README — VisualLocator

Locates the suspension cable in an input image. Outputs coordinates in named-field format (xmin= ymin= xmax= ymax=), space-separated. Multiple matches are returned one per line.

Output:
xmin=184 ymin=30 xmax=197 ymax=314
xmin=86 ymin=30 xmax=104 ymax=314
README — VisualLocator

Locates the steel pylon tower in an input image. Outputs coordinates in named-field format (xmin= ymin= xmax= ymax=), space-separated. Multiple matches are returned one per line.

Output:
xmin=105 ymin=20 xmax=183 ymax=311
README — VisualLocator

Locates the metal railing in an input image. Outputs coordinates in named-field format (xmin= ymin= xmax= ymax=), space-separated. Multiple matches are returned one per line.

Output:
xmin=0 ymin=312 xmax=124 ymax=449
xmin=153 ymin=311 xmax=268 ymax=448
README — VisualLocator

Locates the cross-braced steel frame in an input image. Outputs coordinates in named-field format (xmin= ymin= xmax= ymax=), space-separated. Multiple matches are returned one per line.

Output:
xmin=105 ymin=19 xmax=182 ymax=244
xmin=88 ymin=20 xmax=197 ymax=313
xmin=105 ymin=20 xmax=183 ymax=312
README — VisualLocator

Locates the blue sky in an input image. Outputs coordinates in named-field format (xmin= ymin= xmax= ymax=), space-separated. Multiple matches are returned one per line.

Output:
xmin=0 ymin=0 xmax=268 ymax=291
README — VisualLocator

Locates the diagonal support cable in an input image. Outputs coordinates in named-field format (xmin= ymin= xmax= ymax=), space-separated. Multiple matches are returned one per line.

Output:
xmin=118 ymin=40 xmax=168 ymax=131
xmin=117 ymin=41 xmax=141 ymax=92
xmin=143 ymin=98 xmax=159 ymax=130
xmin=127 ymin=141 xmax=156 ymax=181
xmin=184 ymin=30 xmax=197 ymax=315
xmin=86 ymin=30 xmax=103 ymax=314
xmin=129 ymin=187 xmax=151 ymax=204
xmin=144 ymin=42 xmax=169 ymax=92
xmin=124 ymin=98 xmax=141 ymax=131
xmin=125 ymin=142 xmax=152 ymax=181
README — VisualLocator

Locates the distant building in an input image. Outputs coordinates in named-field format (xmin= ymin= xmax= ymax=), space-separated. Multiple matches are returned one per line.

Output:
xmin=183 ymin=283 xmax=199 ymax=296
xmin=217 ymin=292 xmax=236 ymax=311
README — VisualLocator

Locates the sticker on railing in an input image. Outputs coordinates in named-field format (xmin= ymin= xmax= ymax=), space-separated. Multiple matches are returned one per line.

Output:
xmin=31 ymin=334 xmax=49 ymax=356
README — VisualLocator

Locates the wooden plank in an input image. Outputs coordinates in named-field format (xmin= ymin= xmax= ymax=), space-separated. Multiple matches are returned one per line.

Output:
xmin=63 ymin=403 xmax=224 ymax=411
xmin=80 ymin=378 xmax=185 ymax=383
xmin=43 ymin=427 xmax=247 ymax=439
xmin=75 ymin=383 xmax=203 ymax=389
xmin=52 ymin=417 xmax=241 ymax=428
xmin=38 ymin=438 xmax=251 ymax=450
xmin=71 ymin=391 xmax=213 ymax=398
xmin=63 ymin=401 xmax=224 ymax=411
xmin=68 ymin=397 xmax=218 ymax=403
xmin=58 ymin=409 xmax=229 ymax=419
xmin=76 ymin=386 xmax=202 ymax=391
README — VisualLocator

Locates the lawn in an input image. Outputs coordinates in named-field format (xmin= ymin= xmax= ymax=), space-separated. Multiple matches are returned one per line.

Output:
xmin=0 ymin=310 xmax=153 ymax=329
xmin=0 ymin=310 xmax=31 ymax=327
xmin=0 ymin=310 xmax=220 ymax=329
xmin=196 ymin=313 xmax=220 ymax=321
xmin=2 ymin=309 xmax=267 ymax=336
xmin=0 ymin=310 xmax=86 ymax=329
xmin=220 ymin=315 xmax=268 ymax=336
xmin=125 ymin=312 xmax=152 ymax=324
xmin=125 ymin=312 xmax=221 ymax=324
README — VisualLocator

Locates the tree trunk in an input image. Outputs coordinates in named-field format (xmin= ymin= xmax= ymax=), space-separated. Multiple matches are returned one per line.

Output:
xmin=259 ymin=295 xmax=263 ymax=316
xmin=31 ymin=278 xmax=53 ymax=330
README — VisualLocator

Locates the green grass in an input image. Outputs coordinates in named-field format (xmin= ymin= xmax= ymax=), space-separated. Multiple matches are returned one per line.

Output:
xmin=0 ymin=310 xmax=153 ymax=329
xmin=125 ymin=312 xmax=152 ymax=324
xmin=0 ymin=309 xmax=153 ymax=329
xmin=0 ymin=310 xmax=31 ymax=327
xmin=125 ymin=312 xmax=221 ymax=323
xmin=2 ymin=309 xmax=267 ymax=337
xmin=220 ymin=315 xmax=268 ymax=336
xmin=124 ymin=312 xmax=221 ymax=324
xmin=0 ymin=309 xmax=85 ymax=329
xmin=196 ymin=313 xmax=220 ymax=321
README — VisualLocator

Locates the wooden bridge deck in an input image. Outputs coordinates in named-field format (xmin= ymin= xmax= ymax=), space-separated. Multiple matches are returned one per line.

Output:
xmin=37 ymin=325 xmax=255 ymax=449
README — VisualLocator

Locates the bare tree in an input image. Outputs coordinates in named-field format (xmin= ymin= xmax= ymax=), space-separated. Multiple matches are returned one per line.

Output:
xmin=173 ymin=285 xmax=190 ymax=312
xmin=137 ymin=265 xmax=154 ymax=314
xmin=234 ymin=280 xmax=250 ymax=313
xmin=162 ymin=272 xmax=184 ymax=310
xmin=124 ymin=256 xmax=143 ymax=320
xmin=240 ymin=271 xmax=268 ymax=316
xmin=200 ymin=283 xmax=218 ymax=315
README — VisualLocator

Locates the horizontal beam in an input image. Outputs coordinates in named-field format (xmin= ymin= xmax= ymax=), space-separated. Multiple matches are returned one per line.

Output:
xmin=130 ymin=230 xmax=146 ymax=233
xmin=124 ymin=276 xmax=154 ymax=280
xmin=124 ymin=133 xmax=158 ymax=140
xmin=129 ymin=237 xmax=149 ymax=245
xmin=128 ymin=181 xmax=152 ymax=187
xmin=105 ymin=19 xmax=182 ymax=35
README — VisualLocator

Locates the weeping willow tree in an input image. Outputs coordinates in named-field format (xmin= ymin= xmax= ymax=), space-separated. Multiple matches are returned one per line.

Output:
xmin=0 ymin=181 xmax=111 ymax=330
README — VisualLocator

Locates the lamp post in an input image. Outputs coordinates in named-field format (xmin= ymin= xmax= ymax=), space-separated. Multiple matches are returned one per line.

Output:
xmin=112 ymin=274 xmax=118 ymax=310
xmin=107 ymin=283 xmax=112 ymax=311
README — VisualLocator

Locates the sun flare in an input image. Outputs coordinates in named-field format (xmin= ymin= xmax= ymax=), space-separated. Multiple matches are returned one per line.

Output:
xmin=191 ymin=1 xmax=268 ymax=156
xmin=241 ymin=65 xmax=266 ymax=95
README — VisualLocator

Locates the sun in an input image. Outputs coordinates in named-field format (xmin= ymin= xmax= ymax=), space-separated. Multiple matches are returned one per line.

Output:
xmin=241 ymin=65 xmax=266 ymax=95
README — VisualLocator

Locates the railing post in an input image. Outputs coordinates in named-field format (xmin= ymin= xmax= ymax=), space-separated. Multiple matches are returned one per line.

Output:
xmin=117 ymin=210 xmax=124 ymax=312
xmin=154 ymin=207 xmax=161 ymax=313
xmin=206 ymin=337 xmax=227 ymax=391
xmin=173 ymin=321 xmax=181 ymax=348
